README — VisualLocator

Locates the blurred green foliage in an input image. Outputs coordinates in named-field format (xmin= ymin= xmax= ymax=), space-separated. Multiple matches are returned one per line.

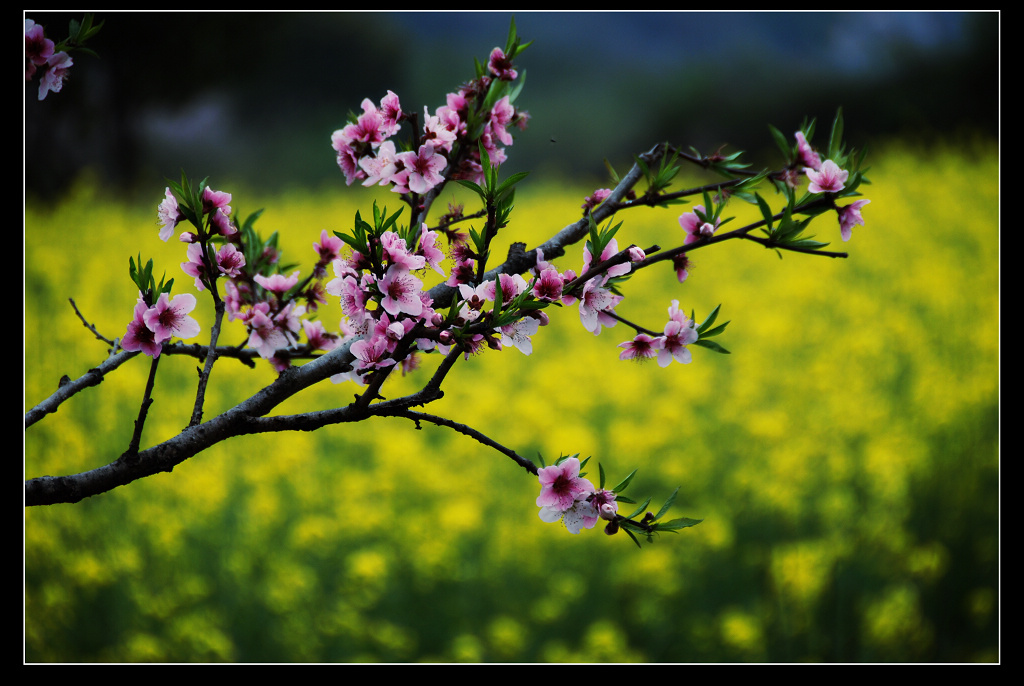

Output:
xmin=24 ymin=140 xmax=998 ymax=662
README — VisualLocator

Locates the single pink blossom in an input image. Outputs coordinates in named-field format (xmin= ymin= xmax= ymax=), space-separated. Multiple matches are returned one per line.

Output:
xmin=487 ymin=47 xmax=518 ymax=81
xmin=351 ymin=334 xmax=398 ymax=372
xmin=539 ymin=499 xmax=599 ymax=535
xmin=532 ymin=267 xmax=564 ymax=302
xmin=837 ymin=199 xmax=870 ymax=242
xmin=805 ymin=159 xmax=848 ymax=194
xmin=499 ymin=316 xmax=540 ymax=355
xmin=255 ymin=270 xmax=300 ymax=297
xmin=381 ymin=230 xmax=426 ymax=271
xmin=536 ymin=457 xmax=594 ymax=513
xmin=245 ymin=304 xmax=290 ymax=359
xmin=679 ymin=205 xmax=720 ymax=245
xmin=359 ymin=140 xmax=399 ymax=187
xmin=378 ymin=265 xmax=423 ymax=317
xmin=157 ymin=188 xmax=183 ymax=241
xmin=38 ymin=51 xmax=72 ymax=101
xmin=215 ymin=243 xmax=246 ymax=278
xmin=393 ymin=144 xmax=446 ymax=195
xmin=143 ymin=292 xmax=201 ymax=343
xmin=121 ymin=301 xmax=163 ymax=358
xmin=302 ymin=319 xmax=339 ymax=352
xmin=378 ymin=90 xmax=403 ymax=137
xmin=795 ymin=131 xmax=821 ymax=170
xmin=416 ymin=223 xmax=447 ymax=276
xmin=582 ymin=188 xmax=611 ymax=212
xmin=578 ymin=277 xmax=622 ymax=335
xmin=181 ymin=242 xmax=211 ymax=291
xmin=618 ymin=333 xmax=659 ymax=362
xmin=25 ymin=19 xmax=54 ymax=79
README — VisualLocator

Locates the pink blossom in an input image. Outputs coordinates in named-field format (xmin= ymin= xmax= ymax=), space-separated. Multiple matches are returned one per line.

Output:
xmin=532 ymin=267 xmax=564 ymax=302
xmin=143 ymin=292 xmax=201 ymax=343
xmin=302 ymin=319 xmax=339 ymax=352
xmin=582 ymin=188 xmax=611 ymax=212
xmin=590 ymin=489 xmax=619 ymax=521
xmin=618 ymin=333 xmax=659 ymax=361
xmin=578 ymin=278 xmax=622 ymax=335
xmin=679 ymin=205 xmax=720 ymax=245
xmin=499 ymin=316 xmax=540 ymax=355
xmin=255 ymin=270 xmax=300 ymax=297
xmin=487 ymin=47 xmax=518 ymax=81
xmin=245 ymin=304 xmax=290 ymax=359
xmin=487 ymin=96 xmax=516 ymax=147
xmin=157 ymin=188 xmax=183 ymax=241
xmin=536 ymin=457 xmax=594 ymax=513
xmin=378 ymin=90 xmax=403 ymax=137
xmin=181 ymin=242 xmax=211 ymax=291
xmin=25 ymin=20 xmax=54 ymax=80
xmin=672 ymin=253 xmax=693 ymax=283
xmin=795 ymin=131 xmax=821 ymax=170
xmin=327 ymin=273 xmax=368 ymax=325
xmin=215 ymin=243 xmax=245 ymax=278
xmin=393 ymin=144 xmax=446 ymax=195
xmin=837 ymin=199 xmax=870 ymax=242
xmin=582 ymin=238 xmax=631 ymax=279
xmin=539 ymin=499 xmax=599 ymax=535
xmin=341 ymin=101 xmax=385 ymax=147
xmin=38 ymin=51 xmax=72 ymax=101
xmin=416 ymin=224 xmax=446 ymax=276
xmin=351 ymin=334 xmax=398 ymax=372
xmin=332 ymin=135 xmax=365 ymax=186
xmin=804 ymin=159 xmax=848 ymax=194
xmin=485 ymin=273 xmax=528 ymax=307
xmin=121 ymin=301 xmax=163 ymax=359
xmin=422 ymin=106 xmax=458 ymax=153
xmin=359 ymin=140 xmax=399 ymax=187
xmin=378 ymin=265 xmax=423 ymax=317
xmin=381 ymin=230 xmax=425 ymax=271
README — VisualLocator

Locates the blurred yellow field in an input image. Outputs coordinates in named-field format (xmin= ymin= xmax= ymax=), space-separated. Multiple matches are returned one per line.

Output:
xmin=24 ymin=140 xmax=998 ymax=662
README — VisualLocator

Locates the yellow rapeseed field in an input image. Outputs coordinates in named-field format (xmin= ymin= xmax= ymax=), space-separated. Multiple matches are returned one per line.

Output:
xmin=24 ymin=140 xmax=998 ymax=662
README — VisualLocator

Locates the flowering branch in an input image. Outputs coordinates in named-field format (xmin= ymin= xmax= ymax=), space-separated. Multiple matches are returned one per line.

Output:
xmin=25 ymin=20 xmax=871 ymax=549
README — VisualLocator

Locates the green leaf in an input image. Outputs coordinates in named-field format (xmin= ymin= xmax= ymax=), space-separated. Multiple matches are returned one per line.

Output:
xmin=653 ymin=487 xmax=679 ymax=522
xmin=769 ymin=124 xmax=791 ymax=159
xmin=828 ymin=107 xmax=844 ymax=161
xmin=598 ymin=463 xmax=606 ymax=490
xmin=495 ymin=171 xmax=530 ymax=199
xmin=700 ymin=321 xmax=730 ymax=338
xmin=623 ymin=497 xmax=652 ymax=521
xmin=656 ymin=517 xmax=703 ymax=531
xmin=697 ymin=304 xmax=721 ymax=334
xmin=756 ymin=193 xmax=775 ymax=233
xmin=694 ymin=338 xmax=731 ymax=354
xmin=611 ymin=468 xmax=637 ymax=494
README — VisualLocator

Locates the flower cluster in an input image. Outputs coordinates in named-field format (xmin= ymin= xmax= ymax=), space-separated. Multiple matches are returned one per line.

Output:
xmin=618 ymin=300 xmax=699 ymax=366
xmin=536 ymin=457 xmax=618 ymax=535
xmin=25 ymin=19 xmax=72 ymax=101
xmin=794 ymin=129 xmax=870 ymax=242
xmin=331 ymin=62 xmax=528 ymax=194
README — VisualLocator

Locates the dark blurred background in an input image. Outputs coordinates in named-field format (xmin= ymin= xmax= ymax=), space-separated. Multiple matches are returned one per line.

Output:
xmin=24 ymin=11 xmax=999 ymax=200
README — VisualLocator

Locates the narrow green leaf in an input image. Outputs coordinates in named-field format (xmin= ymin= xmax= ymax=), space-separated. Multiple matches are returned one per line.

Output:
xmin=694 ymin=339 xmax=731 ymax=354
xmin=697 ymin=304 xmax=721 ymax=334
xmin=769 ymin=124 xmax=791 ymax=158
xmin=653 ymin=487 xmax=679 ymax=522
xmin=828 ymin=107 xmax=844 ymax=161
xmin=611 ymin=468 xmax=638 ymax=494
xmin=624 ymin=497 xmax=652 ymax=521
xmin=656 ymin=517 xmax=704 ymax=531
